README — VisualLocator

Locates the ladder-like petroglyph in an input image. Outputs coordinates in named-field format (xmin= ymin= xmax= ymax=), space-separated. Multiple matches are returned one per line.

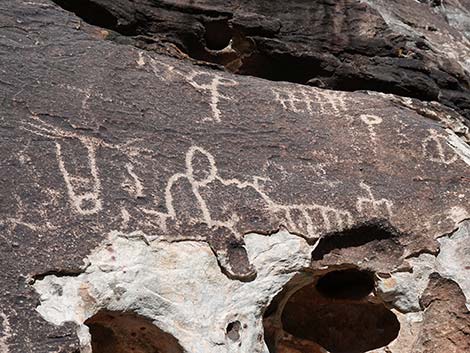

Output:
xmin=273 ymin=85 xmax=349 ymax=117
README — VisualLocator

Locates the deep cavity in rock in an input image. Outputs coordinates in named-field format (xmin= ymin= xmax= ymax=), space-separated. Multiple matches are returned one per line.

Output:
xmin=264 ymin=269 xmax=400 ymax=353
xmin=85 ymin=310 xmax=184 ymax=353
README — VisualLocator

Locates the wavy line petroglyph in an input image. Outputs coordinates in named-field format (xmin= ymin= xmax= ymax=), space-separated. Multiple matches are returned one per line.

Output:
xmin=144 ymin=145 xmax=353 ymax=238
xmin=0 ymin=312 xmax=12 ymax=353
xmin=273 ymin=86 xmax=348 ymax=117
xmin=356 ymin=182 xmax=393 ymax=218
xmin=423 ymin=128 xmax=459 ymax=165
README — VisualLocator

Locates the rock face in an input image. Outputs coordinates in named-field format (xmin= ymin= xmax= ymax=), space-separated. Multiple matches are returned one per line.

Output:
xmin=0 ymin=0 xmax=469 ymax=352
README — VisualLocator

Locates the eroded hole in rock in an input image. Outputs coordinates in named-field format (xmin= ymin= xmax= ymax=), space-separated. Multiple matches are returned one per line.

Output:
xmin=316 ymin=269 xmax=374 ymax=300
xmin=311 ymin=222 xmax=399 ymax=261
xmin=226 ymin=320 xmax=241 ymax=341
xmin=52 ymin=0 xmax=118 ymax=30
xmin=264 ymin=270 xmax=400 ymax=353
xmin=85 ymin=310 xmax=184 ymax=353
xmin=204 ymin=20 xmax=233 ymax=51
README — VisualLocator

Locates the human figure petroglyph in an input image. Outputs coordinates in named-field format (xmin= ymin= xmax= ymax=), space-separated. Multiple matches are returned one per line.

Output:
xmin=423 ymin=128 xmax=459 ymax=165
xmin=144 ymin=145 xmax=353 ymax=238
xmin=360 ymin=114 xmax=383 ymax=153
xmin=185 ymin=70 xmax=238 ymax=122
xmin=356 ymin=182 xmax=393 ymax=219
xmin=147 ymin=55 xmax=238 ymax=122
xmin=273 ymin=86 xmax=348 ymax=116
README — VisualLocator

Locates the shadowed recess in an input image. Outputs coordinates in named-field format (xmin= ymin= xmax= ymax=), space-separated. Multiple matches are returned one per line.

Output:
xmin=316 ymin=268 xmax=375 ymax=300
xmin=311 ymin=221 xmax=400 ymax=261
xmin=85 ymin=310 xmax=184 ymax=353
xmin=281 ymin=281 xmax=400 ymax=353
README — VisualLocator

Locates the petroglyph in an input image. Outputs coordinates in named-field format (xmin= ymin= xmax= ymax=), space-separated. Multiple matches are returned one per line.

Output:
xmin=136 ymin=51 xmax=145 ymax=67
xmin=147 ymin=56 xmax=238 ymax=122
xmin=120 ymin=208 xmax=130 ymax=229
xmin=123 ymin=163 xmax=145 ymax=198
xmin=21 ymin=116 xmax=155 ymax=215
xmin=0 ymin=312 xmax=12 ymax=353
xmin=185 ymin=70 xmax=238 ymax=122
xmin=361 ymin=114 xmax=382 ymax=140
xmin=423 ymin=129 xmax=459 ymax=165
xmin=356 ymin=182 xmax=393 ymax=219
xmin=55 ymin=142 xmax=102 ymax=215
xmin=273 ymin=86 xmax=348 ymax=117
xmin=144 ymin=145 xmax=353 ymax=239
xmin=21 ymin=116 xmax=102 ymax=215
xmin=148 ymin=56 xmax=177 ymax=81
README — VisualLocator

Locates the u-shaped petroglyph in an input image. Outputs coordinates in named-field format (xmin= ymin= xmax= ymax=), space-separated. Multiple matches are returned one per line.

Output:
xmin=423 ymin=128 xmax=459 ymax=165
xmin=21 ymin=116 xmax=103 ymax=215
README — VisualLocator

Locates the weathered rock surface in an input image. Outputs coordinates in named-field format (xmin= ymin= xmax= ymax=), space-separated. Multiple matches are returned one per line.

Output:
xmin=0 ymin=0 xmax=469 ymax=352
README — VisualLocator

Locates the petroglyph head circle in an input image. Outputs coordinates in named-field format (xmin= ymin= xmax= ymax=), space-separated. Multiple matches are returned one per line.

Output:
xmin=360 ymin=114 xmax=383 ymax=125
xmin=186 ymin=146 xmax=217 ymax=185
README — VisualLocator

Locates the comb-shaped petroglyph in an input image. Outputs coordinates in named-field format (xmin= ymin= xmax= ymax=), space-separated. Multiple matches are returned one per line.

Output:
xmin=273 ymin=85 xmax=349 ymax=117
xmin=356 ymin=182 xmax=393 ymax=219
xmin=423 ymin=128 xmax=459 ymax=165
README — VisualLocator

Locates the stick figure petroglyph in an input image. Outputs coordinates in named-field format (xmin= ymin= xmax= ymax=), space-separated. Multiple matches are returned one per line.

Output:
xmin=185 ymin=70 xmax=238 ymax=122
xmin=423 ymin=129 xmax=458 ymax=165
xmin=360 ymin=114 xmax=383 ymax=153
xmin=147 ymin=55 xmax=238 ymax=122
